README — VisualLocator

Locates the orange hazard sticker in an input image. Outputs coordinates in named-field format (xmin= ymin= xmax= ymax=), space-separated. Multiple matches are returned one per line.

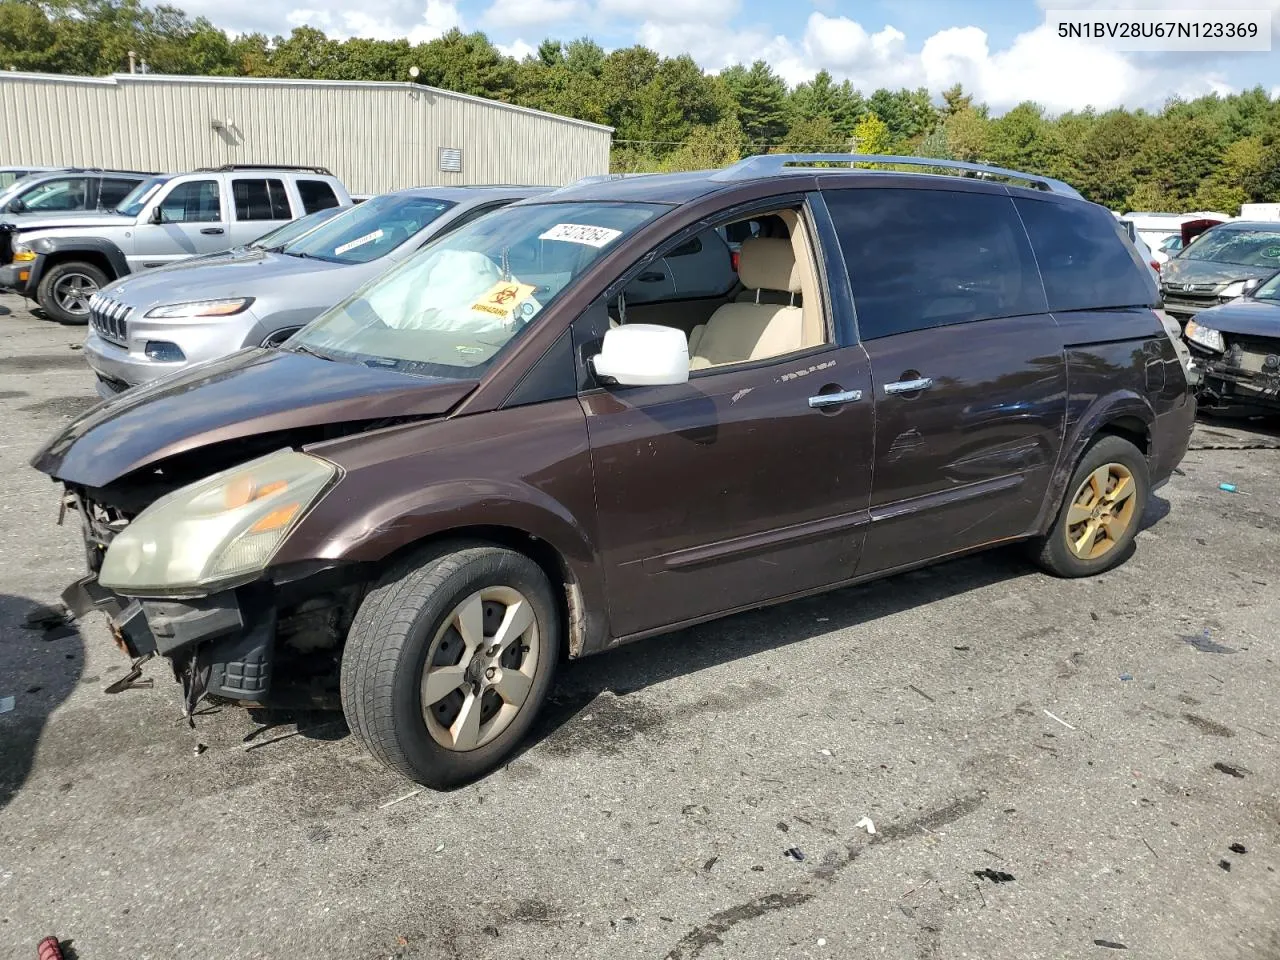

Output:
xmin=471 ymin=281 xmax=536 ymax=317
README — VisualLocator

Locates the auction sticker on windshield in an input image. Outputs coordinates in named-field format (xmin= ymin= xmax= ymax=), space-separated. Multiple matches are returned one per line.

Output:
xmin=334 ymin=229 xmax=384 ymax=256
xmin=539 ymin=223 xmax=622 ymax=247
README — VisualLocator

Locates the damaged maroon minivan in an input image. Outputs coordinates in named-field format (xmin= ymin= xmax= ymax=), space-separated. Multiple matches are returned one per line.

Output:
xmin=33 ymin=155 xmax=1196 ymax=787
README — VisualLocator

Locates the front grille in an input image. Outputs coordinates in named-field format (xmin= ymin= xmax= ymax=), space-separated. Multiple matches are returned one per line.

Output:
xmin=1226 ymin=336 xmax=1280 ymax=376
xmin=1161 ymin=292 xmax=1221 ymax=315
xmin=88 ymin=293 xmax=133 ymax=346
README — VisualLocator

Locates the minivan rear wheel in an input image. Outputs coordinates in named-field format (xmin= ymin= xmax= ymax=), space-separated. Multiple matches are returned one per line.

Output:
xmin=1032 ymin=435 xmax=1149 ymax=578
xmin=340 ymin=541 xmax=561 ymax=789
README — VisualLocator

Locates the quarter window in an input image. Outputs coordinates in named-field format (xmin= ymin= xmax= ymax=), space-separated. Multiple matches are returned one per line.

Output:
xmin=232 ymin=178 xmax=292 ymax=221
xmin=826 ymin=187 xmax=1046 ymax=340
xmin=159 ymin=180 xmax=221 ymax=223
xmin=297 ymin=179 xmax=340 ymax=214
xmin=1015 ymin=197 xmax=1155 ymax=311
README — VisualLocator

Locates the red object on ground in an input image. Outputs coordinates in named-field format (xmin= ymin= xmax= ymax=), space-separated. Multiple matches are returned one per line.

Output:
xmin=37 ymin=937 xmax=64 ymax=960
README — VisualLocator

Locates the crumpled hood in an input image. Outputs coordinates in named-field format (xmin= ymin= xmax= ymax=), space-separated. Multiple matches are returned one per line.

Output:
xmin=100 ymin=250 xmax=349 ymax=310
xmin=31 ymin=348 xmax=476 ymax=488
xmin=1162 ymin=258 xmax=1271 ymax=287
xmin=3 ymin=211 xmax=128 ymax=234
xmin=1192 ymin=298 xmax=1280 ymax=339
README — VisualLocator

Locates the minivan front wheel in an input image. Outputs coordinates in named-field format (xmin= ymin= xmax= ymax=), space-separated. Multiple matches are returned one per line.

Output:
xmin=341 ymin=542 xmax=561 ymax=788
xmin=1033 ymin=435 xmax=1149 ymax=578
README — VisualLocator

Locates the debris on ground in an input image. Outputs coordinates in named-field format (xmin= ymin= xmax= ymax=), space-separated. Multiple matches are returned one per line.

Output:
xmin=1093 ymin=939 xmax=1128 ymax=950
xmin=855 ymin=817 xmax=876 ymax=835
xmin=973 ymin=868 xmax=1015 ymax=883
xmin=1183 ymin=629 xmax=1238 ymax=655
xmin=1229 ymin=843 xmax=1247 ymax=854
xmin=379 ymin=789 xmax=422 ymax=809
xmin=702 ymin=856 xmax=718 ymax=873
xmin=1120 ymin=674 xmax=1133 ymax=681
xmin=776 ymin=821 xmax=789 ymax=832
xmin=1213 ymin=762 xmax=1248 ymax=779
xmin=0 ymin=695 xmax=14 ymax=714
xmin=1219 ymin=859 xmax=1232 ymax=872
xmin=1218 ymin=482 xmax=1243 ymax=494
xmin=36 ymin=936 xmax=65 ymax=960
xmin=193 ymin=743 xmax=207 ymax=756
xmin=1044 ymin=709 xmax=1077 ymax=731
xmin=909 ymin=684 xmax=936 ymax=703
xmin=783 ymin=847 xmax=806 ymax=862
xmin=23 ymin=604 xmax=69 ymax=629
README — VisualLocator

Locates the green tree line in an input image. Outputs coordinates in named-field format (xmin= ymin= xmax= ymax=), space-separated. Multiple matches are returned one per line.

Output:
xmin=3 ymin=0 xmax=1279 ymax=211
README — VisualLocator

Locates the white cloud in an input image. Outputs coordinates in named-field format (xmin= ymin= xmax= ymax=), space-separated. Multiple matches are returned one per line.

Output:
xmin=483 ymin=0 xmax=585 ymax=28
xmin=496 ymin=38 xmax=538 ymax=60
xmin=600 ymin=0 xmax=740 ymax=25
xmin=279 ymin=1 xmax=461 ymax=42
xmin=637 ymin=21 xmax=811 ymax=83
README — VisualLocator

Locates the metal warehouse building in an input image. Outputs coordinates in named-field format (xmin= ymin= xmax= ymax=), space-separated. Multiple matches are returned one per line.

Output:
xmin=0 ymin=72 xmax=612 ymax=193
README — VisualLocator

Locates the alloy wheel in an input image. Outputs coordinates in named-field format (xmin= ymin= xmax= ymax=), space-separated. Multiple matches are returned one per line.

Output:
xmin=420 ymin=587 xmax=540 ymax=751
xmin=1064 ymin=462 xmax=1137 ymax=560
xmin=53 ymin=273 xmax=99 ymax=316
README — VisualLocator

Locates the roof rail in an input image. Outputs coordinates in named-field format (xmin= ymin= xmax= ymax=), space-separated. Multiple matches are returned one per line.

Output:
xmin=710 ymin=154 xmax=1083 ymax=199
xmin=194 ymin=164 xmax=334 ymax=176
xmin=565 ymin=172 xmax=657 ymax=188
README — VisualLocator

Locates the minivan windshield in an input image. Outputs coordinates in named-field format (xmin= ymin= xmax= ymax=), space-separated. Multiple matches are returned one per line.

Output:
xmin=289 ymin=200 xmax=664 ymax=378
xmin=282 ymin=193 xmax=456 ymax=265
xmin=1177 ymin=226 xmax=1280 ymax=268
xmin=116 ymin=176 xmax=170 ymax=216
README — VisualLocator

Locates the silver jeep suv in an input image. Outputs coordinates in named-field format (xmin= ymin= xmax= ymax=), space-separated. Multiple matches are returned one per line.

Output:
xmin=0 ymin=164 xmax=352 ymax=323
xmin=83 ymin=186 xmax=549 ymax=397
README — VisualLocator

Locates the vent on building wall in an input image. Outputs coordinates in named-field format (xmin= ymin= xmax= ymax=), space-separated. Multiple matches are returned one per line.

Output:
xmin=439 ymin=148 xmax=462 ymax=173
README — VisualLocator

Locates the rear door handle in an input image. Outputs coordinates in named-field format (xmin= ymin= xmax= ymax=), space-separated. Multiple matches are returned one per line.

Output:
xmin=808 ymin=389 xmax=863 ymax=408
xmin=883 ymin=377 xmax=934 ymax=395
xmin=200 ymin=227 xmax=225 ymax=235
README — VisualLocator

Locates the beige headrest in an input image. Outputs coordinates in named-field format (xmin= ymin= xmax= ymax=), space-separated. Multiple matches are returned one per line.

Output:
xmin=738 ymin=237 xmax=800 ymax=294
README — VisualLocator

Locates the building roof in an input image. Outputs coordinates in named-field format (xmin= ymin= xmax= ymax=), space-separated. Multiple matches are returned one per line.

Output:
xmin=0 ymin=70 xmax=614 ymax=135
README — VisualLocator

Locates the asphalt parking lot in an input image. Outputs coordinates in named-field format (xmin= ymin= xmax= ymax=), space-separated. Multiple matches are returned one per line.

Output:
xmin=2 ymin=292 xmax=1279 ymax=960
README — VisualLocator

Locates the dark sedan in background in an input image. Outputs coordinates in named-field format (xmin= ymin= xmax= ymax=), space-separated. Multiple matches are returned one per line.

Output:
xmin=1184 ymin=269 xmax=1280 ymax=415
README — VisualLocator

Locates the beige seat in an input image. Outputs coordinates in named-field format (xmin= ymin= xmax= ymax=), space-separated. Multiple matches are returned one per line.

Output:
xmin=687 ymin=236 xmax=804 ymax=370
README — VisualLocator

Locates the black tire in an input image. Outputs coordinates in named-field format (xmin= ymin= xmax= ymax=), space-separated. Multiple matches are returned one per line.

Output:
xmin=36 ymin=260 xmax=108 ymax=325
xmin=341 ymin=541 xmax=561 ymax=789
xmin=1032 ymin=435 xmax=1149 ymax=578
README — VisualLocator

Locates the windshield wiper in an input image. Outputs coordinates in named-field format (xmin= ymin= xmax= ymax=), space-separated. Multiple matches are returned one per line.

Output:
xmin=289 ymin=342 xmax=334 ymax=361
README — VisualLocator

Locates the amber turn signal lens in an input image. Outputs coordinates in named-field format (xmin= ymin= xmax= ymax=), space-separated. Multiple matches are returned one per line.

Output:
xmin=248 ymin=503 xmax=300 ymax=534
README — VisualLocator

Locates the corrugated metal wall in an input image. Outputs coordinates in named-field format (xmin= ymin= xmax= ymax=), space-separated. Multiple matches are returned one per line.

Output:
xmin=0 ymin=73 xmax=612 ymax=193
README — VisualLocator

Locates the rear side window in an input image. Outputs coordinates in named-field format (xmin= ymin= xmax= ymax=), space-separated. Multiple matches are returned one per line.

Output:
xmin=232 ymin=178 xmax=291 ymax=221
xmin=826 ymin=187 xmax=1046 ymax=340
xmin=99 ymin=178 xmax=139 ymax=209
xmin=1015 ymin=198 xmax=1155 ymax=311
xmin=297 ymin=179 xmax=340 ymax=214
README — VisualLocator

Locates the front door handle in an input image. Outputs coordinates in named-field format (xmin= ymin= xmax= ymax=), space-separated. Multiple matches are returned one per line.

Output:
xmin=200 ymin=227 xmax=225 ymax=235
xmin=808 ymin=389 xmax=863 ymax=409
xmin=883 ymin=377 xmax=934 ymax=395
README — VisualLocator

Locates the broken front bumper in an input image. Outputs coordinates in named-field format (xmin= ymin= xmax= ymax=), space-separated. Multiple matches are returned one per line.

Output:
xmin=1199 ymin=361 xmax=1280 ymax=413
xmin=63 ymin=574 xmax=277 ymax=702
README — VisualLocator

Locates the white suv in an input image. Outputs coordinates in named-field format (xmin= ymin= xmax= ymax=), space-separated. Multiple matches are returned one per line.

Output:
xmin=0 ymin=165 xmax=352 ymax=323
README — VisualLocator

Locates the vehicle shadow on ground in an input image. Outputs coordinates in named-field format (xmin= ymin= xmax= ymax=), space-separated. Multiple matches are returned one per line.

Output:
xmin=0 ymin=593 xmax=84 ymax=810
xmin=526 ymin=494 xmax=1175 ymax=753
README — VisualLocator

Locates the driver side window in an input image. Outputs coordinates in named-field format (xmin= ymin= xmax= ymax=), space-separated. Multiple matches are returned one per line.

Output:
xmin=610 ymin=204 xmax=828 ymax=372
xmin=159 ymin=180 xmax=222 ymax=223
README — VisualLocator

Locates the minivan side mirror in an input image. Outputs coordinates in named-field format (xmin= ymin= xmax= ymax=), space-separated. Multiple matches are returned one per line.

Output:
xmin=590 ymin=324 xmax=690 ymax=386
xmin=147 ymin=206 xmax=165 ymax=225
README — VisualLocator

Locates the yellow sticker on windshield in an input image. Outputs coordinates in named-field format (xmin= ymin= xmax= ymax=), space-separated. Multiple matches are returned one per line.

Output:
xmin=471 ymin=281 xmax=537 ymax=318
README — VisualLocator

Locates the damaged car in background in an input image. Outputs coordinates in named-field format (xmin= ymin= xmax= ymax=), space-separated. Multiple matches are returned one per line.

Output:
xmin=32 ymin=155 xmax=1194 ymax=788
xmin=1183 ymin=269 xmax=1280 ymax=416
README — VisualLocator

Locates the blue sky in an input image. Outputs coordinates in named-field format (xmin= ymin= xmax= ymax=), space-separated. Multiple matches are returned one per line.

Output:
xmin=175 ymin=0 xmax=1280 ymax=113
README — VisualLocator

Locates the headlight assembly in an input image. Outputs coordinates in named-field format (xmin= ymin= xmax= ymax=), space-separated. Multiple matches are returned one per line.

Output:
xmin=1184 ymin=320 xmax=1225 ymax=353
xmin=144 ymin=297 xmax=255 ymax=319
xmin=11 ymin=242 xmax=34 ymax=263
xmin=98 ymin=450 xmax=338 ymax=595
xmin=1219 ymin=279 xmax=1259 ymax=300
